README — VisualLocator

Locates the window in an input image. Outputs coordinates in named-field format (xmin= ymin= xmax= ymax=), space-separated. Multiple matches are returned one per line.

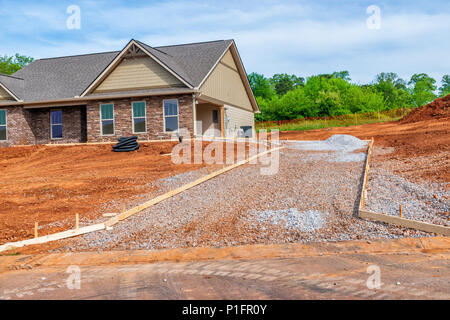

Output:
xmin=50 ymin=110 xmax=63 ymax=139
xmin=132 ymin=101 xmax=146 ymax=133
xmin=212 ymin=110 xmax=219 ymax=124
xmin=163 ymin=99 xmax=179 ymax=132
xmin=0 ymin=110 xmax=6 ymax=141
xmin=100 ymin=104 xmax=114 ymax=135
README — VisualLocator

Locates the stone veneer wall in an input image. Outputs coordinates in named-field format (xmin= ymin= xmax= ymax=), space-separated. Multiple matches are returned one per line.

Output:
xmin=86 ymin=94 xmax=193 ymax=142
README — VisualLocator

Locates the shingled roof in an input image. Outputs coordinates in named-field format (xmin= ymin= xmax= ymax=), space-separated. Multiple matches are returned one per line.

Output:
xmin=0 ymin=39 xmax=234 ymax=103
xmin=0 ymin=73 xmax=24 ymax=100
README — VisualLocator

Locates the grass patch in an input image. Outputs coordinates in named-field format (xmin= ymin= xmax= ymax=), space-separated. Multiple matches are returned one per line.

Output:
xmin=256 ymin=108 xmax=412 ymax=132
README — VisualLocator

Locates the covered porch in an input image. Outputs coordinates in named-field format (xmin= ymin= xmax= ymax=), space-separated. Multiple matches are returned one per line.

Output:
xmin=195 ymin=99 xmax=225 ymax=138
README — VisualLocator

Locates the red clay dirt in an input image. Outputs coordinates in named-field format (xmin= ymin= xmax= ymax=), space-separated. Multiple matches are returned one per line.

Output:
xmin=273 ymin=97 xmax=449 ymax=184
xmin=0 ymin=141 xmax=252 ymax=245
xmin=400 ymin=94 xmax=450 ymax=124
xmin=2 ymin=99 xmax=448 ymax=255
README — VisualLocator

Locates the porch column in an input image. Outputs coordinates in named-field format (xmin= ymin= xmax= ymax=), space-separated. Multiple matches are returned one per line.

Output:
xmin=220 ymin=105 xmax=225 ymax=138
xmin=192 ymin=94 xmax=197 ymax=137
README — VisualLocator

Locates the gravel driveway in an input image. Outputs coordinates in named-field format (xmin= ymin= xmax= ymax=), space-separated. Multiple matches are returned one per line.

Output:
xmin=60 ymin=139 xmax=431 ymax=253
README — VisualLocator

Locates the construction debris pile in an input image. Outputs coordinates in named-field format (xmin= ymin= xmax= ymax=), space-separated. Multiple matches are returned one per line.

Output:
xmin=284 ymin=134 xmax=368 ymax=162
xmin=112 ymin=136 xmax=140 ymax=152
xmin=400 ymin=94 xmax=449 ymax=124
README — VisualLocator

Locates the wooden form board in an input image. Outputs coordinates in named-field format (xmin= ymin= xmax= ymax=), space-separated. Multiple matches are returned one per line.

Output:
xmin=359 ymin=138 xmax=374 ymax=209
xmin=0 ymin=223 xmax=105 ymax=253
xmin=357 ymin=138 xmax=449 ymax=236
xmin=360 ymin=210 xmax=450 ymax=236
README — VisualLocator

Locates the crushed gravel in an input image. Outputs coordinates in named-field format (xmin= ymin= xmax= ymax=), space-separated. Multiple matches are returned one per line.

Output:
xmin=284 ymin=134 xmax=368 ymax=152
xmin=248 ymin=208 xmax=328 ymax=232
xmin=284 ymin=135 xmax=368 ymax=163
xmin=366 ymin=148 xmax=449 ymax=226
xmin=58 ymin=143 xmax=431 ymax=253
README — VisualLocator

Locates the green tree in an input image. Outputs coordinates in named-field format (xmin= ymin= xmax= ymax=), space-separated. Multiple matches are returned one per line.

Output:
xmin=439 ymin=75 xmax=450 ymax=97
xmin=248 ymin=72 xmax=275 ymax=100
xmin=332 ymin=70 xmax=351 ymax=81
xmin=373 ymin=72 xmax=411 ymax=109
xmin=408 ymin=73 xmax=437 ymax=107
xmin=270 ymin=73 xmax=304 ymax=96
xmin=0 ymin=54 xmax=34 ymax=75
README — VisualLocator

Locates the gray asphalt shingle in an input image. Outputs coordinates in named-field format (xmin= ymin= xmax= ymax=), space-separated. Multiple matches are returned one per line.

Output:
xmin=0 ymin=39 xmax=233 ymax=103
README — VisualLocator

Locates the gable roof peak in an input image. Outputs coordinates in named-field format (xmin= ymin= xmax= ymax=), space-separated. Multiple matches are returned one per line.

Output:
xmin=133 ymin=39 xmax=174 ymax=57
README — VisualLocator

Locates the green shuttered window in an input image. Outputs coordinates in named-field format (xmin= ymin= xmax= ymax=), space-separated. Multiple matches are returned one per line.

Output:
xmin=100 ymin=104 xmax=114 ymax=135
xmin=132 ymin=102 xmax=146 ymax=133
xmin=0 ymin=110 xmax=6 ymax=141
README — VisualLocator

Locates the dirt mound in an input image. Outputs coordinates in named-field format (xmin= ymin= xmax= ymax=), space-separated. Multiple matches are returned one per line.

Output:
xmin=400 ymin=94 xmax=450 ymax=124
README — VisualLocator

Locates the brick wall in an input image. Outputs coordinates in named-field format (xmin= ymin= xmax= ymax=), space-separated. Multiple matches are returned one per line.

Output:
xmin=86 ymin=94 xmax=193 ymax=142
xmin=28 ymin=106 xmax=86 ymax=144
xmin=0 ymin=105 xmax=86 ymax=147
xmin=0 ymin=94 xmax=194 ymax=147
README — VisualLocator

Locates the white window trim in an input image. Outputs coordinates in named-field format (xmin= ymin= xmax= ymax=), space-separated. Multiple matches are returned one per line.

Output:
xmin=50 ymin=109 xmax=63 ymax=140
xmin=132 ymin=101 xmax=147 ymax=134
xmin=0 ymin=109 xmax=7 ymax=141
xmin=100 ymin=103 xmax=115 ymax=136
xmin=163 ymin=99 xmax=179 ymax=133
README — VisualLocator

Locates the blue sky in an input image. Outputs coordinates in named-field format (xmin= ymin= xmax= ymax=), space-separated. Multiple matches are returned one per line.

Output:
xmin=0 ymin=0 xmax=449 ymax=87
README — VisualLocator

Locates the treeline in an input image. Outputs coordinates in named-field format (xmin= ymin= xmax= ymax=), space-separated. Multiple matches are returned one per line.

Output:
xmin=249 ymin=71 xmax=450 ymax=121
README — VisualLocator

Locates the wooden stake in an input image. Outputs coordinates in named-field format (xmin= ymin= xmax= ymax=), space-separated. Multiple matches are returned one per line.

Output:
xmin=399 ymin=204 xmax=403 ymax=218
xmin=75 ymin=214 xmax=79 ymax=230
xmin=34 ymin=222 xmax=38 ymax=238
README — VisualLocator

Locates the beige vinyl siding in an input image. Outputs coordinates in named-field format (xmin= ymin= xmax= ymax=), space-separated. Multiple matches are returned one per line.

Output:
xmin=225 ymin=104 xmax=254 ymax=137
xmin=0 ymin=86 xmax=14 ymax=100
xmin=221 ymin=51 xmax=238 ymax=71
xmin=200 ymin=49 xmax=253 ymax=112
xmin=94 ymin=56 xmax=185 ymax=93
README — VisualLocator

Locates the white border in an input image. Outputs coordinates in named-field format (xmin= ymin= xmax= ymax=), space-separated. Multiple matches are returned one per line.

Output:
xmin=163 ymin=99 xmax=179 ymax=133
xmin=100 ymin=103 xmax=115 ymax=136
xmin=50 ymin=109 xmax=63 ymax=140
xmin=132 ymin=101 xmax=147 ymax=134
